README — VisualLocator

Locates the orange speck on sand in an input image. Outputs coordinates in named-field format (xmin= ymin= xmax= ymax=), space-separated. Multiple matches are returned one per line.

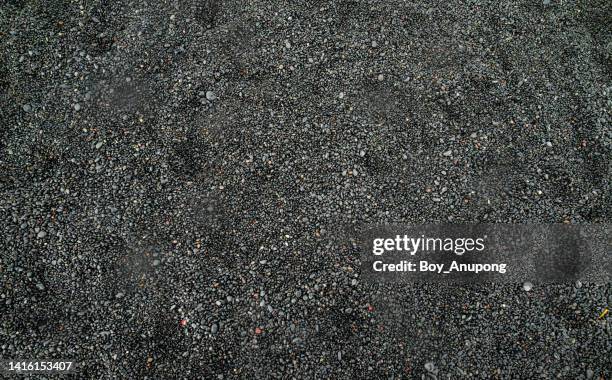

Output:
xmin=180 ymin=319 xmax=187 ymax=327
xmin=255 ymin=327 xmax=262 ymax=335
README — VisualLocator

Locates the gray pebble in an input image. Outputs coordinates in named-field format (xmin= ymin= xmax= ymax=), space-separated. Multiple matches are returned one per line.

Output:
xmin=211 ymin=323 xmax=219 ymax=334
xmin=74 ymin=103 xmax=81 ymax=111
xmin=206 ymin=91 xmax=216 ymax=101
xmin=425 ymin=362 xmax=434 ymax=371
xmin=22 ymin=104 xmax=32 ymax=112
xmin=522 ymin=281 xmax=533 ymax=291
xmin=37 ymin=231 xmax=47 ymax=238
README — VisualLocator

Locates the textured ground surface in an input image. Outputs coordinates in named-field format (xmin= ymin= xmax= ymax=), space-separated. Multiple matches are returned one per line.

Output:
xmin=1 ymin=0 xmax=611 ymax=378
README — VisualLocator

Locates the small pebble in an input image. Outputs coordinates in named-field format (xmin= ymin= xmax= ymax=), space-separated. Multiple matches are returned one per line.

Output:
xmin=211 ymin=323 xmax=219 ymax=334
xmin=74 ymin=103 xmax=81 ymax=111
xmin=425 ymin=362 xmax=436 ymax=372
xmin=206 ymin=91 xmax=216 ymax=101
xmin=22 ymin=104 xmax=32 ymax=112
xmin=522 ymin=281 xmax=533 ymax=291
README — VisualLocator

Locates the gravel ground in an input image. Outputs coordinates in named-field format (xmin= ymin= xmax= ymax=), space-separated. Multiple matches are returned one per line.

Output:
xmin=1 ymin=0 xmax=610 ymax=378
